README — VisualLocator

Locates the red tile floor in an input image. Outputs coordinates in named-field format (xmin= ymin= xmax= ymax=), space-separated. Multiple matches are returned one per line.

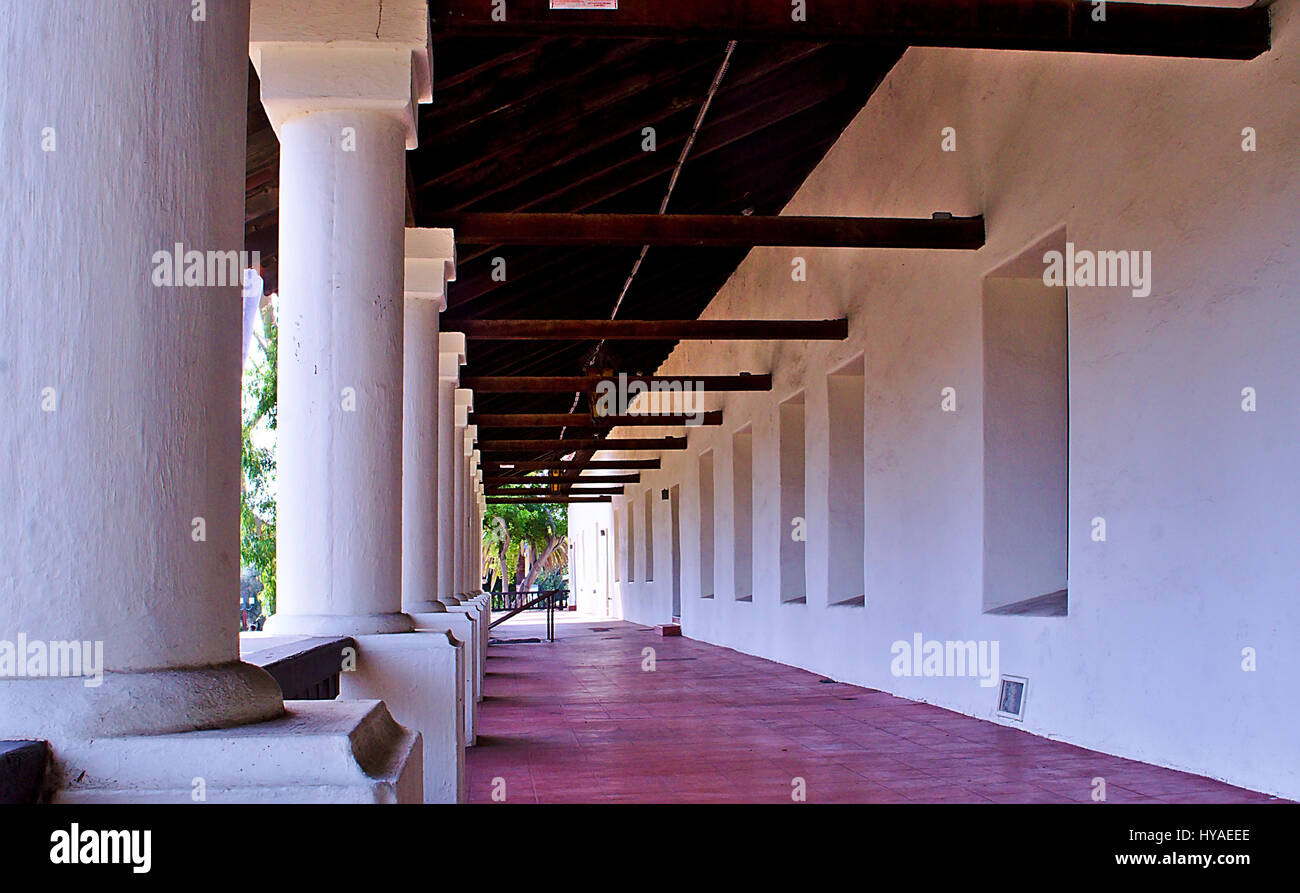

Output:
xmin=467 ymin=615 xmax=1284 ymax=804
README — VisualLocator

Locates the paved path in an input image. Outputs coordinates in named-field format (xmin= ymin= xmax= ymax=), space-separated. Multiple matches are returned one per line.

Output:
xmin=467 ymin=615 xmax=1281 ymax=804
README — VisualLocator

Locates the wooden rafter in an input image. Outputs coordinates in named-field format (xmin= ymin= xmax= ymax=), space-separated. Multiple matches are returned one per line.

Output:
xmin=482 ymin=459 xmax=661 ymax=471
xmin=446 ymin=319 xmax=848 ymax=341
xmin=429 ymin=0 xmax=1269 ymax=60
xmin=478 ymin=437 xmax=689 ymax=452
xmin=434 ymin=212 xmax=984 ymax=248
xmin=487 ymin=496 xmax=613 ymax=504
xmin=487 ymin=485 xmax=625 ymax=496
xmin=484 ymin=474 xmax=641 ymax=485
xmin=463 ymin=374 xmax=771 ymax=393
xmin=469 ymin=411 xmax=722 ymax=428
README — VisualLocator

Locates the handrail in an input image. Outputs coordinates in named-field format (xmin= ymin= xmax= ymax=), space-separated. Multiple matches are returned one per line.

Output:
xmin=241 ymin=635 xmax=356 ymax=700
xmin=489 ymin=589 xmax=567 ymax=642
xmin=0 ymin=741 xmax=48 ymax=804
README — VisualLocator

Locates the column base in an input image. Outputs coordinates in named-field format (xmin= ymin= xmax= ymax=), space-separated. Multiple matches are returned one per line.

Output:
xmin=0 ymin=661 xmax=285 ymax=742
xmin=264 ymin=612 xmax=417 ymax=636
xmin=340 ymin=631 xmax=466 ymax=803
xmin=444 ymin=603 xmax=486 ymax=703
xmin=52 ymin=700 xmax=422 ymax=803
xmin=409 ymin=613 xmax=477 ymax=746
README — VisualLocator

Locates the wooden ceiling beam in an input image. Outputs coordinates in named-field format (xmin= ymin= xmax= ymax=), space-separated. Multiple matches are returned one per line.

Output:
xmin=483 ymin=474 xmax=641 ymax=485
xmin=487 ymin=485 xmax=625 ymax=496
xmin=447 ymin=318 xmax=848 ymax=341
xmin=434 ymin=213 xmax=984 ymax=249
xmin=463 ymin=374 xmax=771 ymax=393
xmin=482 ymin=459 xmax=661 ymax=471
xmin=429 ymin=0 xmax=1269 ymax=60
xmin=486 ymin=496 xmax=613 ymax=504
xmin=479 ymin=436 xmax=689 ymax=452
xmin=470 ymin=411 xmax=722 ymax=428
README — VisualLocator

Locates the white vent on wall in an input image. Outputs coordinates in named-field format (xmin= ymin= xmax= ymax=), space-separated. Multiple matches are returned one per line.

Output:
xmin=996 ymin=675 xmax=1028 ymax=721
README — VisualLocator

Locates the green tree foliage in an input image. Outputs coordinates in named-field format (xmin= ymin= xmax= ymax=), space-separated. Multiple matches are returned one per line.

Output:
xmin=240 ymin=318 xmax=277 ymax=616
xmin=482 ymin=501 xmax=568 ymax=592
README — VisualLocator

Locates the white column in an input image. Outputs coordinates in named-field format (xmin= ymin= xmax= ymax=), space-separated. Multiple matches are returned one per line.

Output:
xmin=436 ymin=396 xmax=486 ymax=705
xmin=0 ymin=0 xmax=421 ymax=802
xmin=461 ymin=427 xmax=479 ymax=592
xmin=476 ymin=487 xmax=487 ymax=587
xmin=276 ymin=104 xmax=412 ymax=625
xmin=401 ymin=229 xmax=456 ymax=615
xmin=0 ymin=0 xmax=283 ymax=743
xmin=453 ymin=389 xmax=475 ymax=595
xmin=251 ymin=0 xmax=466 ymax=803
xmin=399 ymin=235 xmax=479 ymax=746
xmin=452 ymin=428 xmax=487 ymax=705
xmin=254 ymin=0 xmax=429 ymax=636
xmin=436 ymin=389 xmax=486 ymax=706
xmin=437 ymin=334 xmax=467 ymax=605
xmin=470 ymin=451 xmax=483 ymax=592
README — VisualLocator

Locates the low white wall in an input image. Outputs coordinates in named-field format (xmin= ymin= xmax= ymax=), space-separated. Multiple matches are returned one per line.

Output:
xmin=574 ymin=1 xmax=1300 ymax=799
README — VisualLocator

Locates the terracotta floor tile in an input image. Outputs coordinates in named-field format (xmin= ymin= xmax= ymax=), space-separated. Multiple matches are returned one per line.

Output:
xmin=466 ymin=617 xmax=1283 ymax=805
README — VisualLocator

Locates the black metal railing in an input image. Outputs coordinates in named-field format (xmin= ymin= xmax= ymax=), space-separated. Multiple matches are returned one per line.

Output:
xmin=489 ymin=589 xmax=567 ymax=642
xmin=490 ymin=589 xmax=568 ymax=612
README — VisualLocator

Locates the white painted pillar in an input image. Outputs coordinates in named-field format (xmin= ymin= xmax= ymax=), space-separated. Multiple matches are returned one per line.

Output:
xmin=453 ymin=390 xmax=475 ymax=594
xmin=455 ymin=432 xmax=486 ymax=702
xmin=462 ymin=434 xmax=481 ymax=593
xmin=401 ymin=228 xmax=457 ymax=615
xmin=0 ymin=0 xmax=284 ymax=743
xmin=253 ymin=0 xmax=430 ymax=636
xmin=0 ymin=1 xmax=423 ymax=802
xmin=477 ymin=488 xmax=487 ymax=587
xmin=432 ymin=374 xmax=486 ymax=703
xmin=272 ymin=102 xmax=412 ymax=628
xmin=399 ymin=251 xmax=482 ymax=747
xmin=251 ymin=0 xmax=466 ymax=803
xmin=470 ymin=452 xmax=483 ymax=592
xmin=438 ymin=332 xmax=467 ymax=604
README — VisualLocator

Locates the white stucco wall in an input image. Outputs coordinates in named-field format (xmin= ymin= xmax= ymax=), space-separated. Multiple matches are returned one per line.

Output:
xmin=573 ymin=1 xmax=1300 ymax=799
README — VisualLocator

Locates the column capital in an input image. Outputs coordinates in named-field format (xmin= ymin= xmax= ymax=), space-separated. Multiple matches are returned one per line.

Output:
xmin=405 ymin=228 xmax=457 ymax=309
xmin=439 ymin=332 xmax=467 ymax=381
xmin=463 ymin=425 xmax=478 ymax=457
xmin=454 ymin=388 xmax=474 ymax=426
xmin=250 ymin=0 xmax=432 ymax=148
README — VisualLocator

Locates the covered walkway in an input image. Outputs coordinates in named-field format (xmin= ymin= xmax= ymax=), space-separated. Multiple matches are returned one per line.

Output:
xmin=468 ymin=617 xmax=1281 ymax=804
